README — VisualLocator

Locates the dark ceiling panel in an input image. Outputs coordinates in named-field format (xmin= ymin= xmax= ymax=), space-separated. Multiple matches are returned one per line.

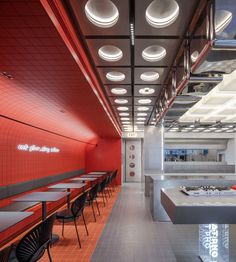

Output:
xmin=135 ymin=39 xmax=181 ymax=66
xmin=86 ymin=39 xmax=130 ymax=66
xmin=97 ymin=67 xmax=131 ymax=84
xmin=135 ymin=0 xmax=199 ymax=36
xmin=68 ymin=0 xmax=130 ymax=36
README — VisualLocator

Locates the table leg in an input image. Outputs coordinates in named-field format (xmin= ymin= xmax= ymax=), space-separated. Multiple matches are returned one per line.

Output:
xmin=67 ymin=189 xmax=71 ymax=208
xmin=199 ymin=224 xmax=229 ymax=262
xmin=42 ymin=201 xmax=46 ymax=221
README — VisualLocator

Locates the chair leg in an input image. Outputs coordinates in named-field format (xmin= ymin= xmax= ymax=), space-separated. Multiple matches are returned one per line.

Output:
xmin=104 ymin=190 xmax=108 ymax=202
xmin=106 ymin=187 xmax=111 ymax=198
xmin=95 ymin=199 xmax=101 ymax=216
xmin=82 ymin=211 xmax=89 ymax=236
xmin=62 ymin=219 xmax=64 ymax=237
xmin=73 ymin=219 xmax=81 ymax=248
xmin=91 ymin=201 xmax=96 ymax=222
xmin=47 ymin=243 xmax=52 ymax=262
xmin=101 ymin=192 xmax=106 ymax=207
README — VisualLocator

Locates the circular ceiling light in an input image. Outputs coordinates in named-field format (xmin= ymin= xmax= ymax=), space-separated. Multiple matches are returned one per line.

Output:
xmin=138 ymin=98 xmax=152 ymax=104
xmin=114 ymin=98 xmax=128 ymax=104
xmin=140 ymin=72 xmax=159 ymax=82
xmin=106 ymin=71 xmax=125 ymax=82
xmin=139 ymin=87 xmax=155 ymax=95
xmin=120 ymin=117 xmax=130 ymax=121
xmin=98 ymin=45 xmax=123 ymax=62
xmin=85 ymin=0 xmax=119 ymax=28
xmin=119 ymin=112 xmax=129 ymax=116
xmin=145 ymin=0 xmax=179 ymax=28
xmin=117 ymin=106 xmax=129 ymax=111
xmin=215 ymin=10 xmax=232 ymax=34
xmin=137 ymin=112 xmax=148 ymax=116
xmin=137 ymin=117 xmax=146 ymax=121
xmin=191 ymin=51 xmax=199 ymax=63
xmin=137 ymin=107 xmax=149 ymax=111
xmin=111 ymin=87 xmax=127 ymax=95
xmin=142 ymin=45 xmax=166 ymax=62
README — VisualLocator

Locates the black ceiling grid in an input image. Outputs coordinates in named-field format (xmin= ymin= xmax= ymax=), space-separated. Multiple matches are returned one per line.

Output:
xmin=65 ymin=0 xmax=218 ymax=133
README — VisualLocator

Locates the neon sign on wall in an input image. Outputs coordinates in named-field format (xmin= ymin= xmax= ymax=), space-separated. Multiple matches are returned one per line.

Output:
xmin=17 ymin=144 xmax=60 ymax=153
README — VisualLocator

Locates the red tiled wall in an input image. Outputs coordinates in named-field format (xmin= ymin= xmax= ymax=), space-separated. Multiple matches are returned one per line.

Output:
xmin=0 ymin=117 xmax=87 ymax=186
xmin=85 ymin=138 xmax=122 ymax=185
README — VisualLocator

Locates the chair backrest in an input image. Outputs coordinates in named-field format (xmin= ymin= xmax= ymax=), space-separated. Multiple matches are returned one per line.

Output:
xmin=71 ymin=191 xmax=88 ymax=217
xmin=16 ymin=214 xmax=55 ymax=262
xmin=0 ymin=245 xmax=12 ymax=262
xmin=99 ymin=178 xmax=107 ymax=191
xmin=89 ymin=183 xmax=100 ymax=201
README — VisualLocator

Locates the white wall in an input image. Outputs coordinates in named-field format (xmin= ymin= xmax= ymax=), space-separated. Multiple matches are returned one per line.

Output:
xmin=144 ymin=125 xmax=164 ymax=172
xmin=225 ymin=139 xmax=236 ymax=165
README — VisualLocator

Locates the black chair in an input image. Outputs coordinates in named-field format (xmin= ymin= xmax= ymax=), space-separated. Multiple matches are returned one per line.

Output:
xmin=56 ymin=191 xmax=88 ymax=248
xmin=0 ymin=245 xmax=12 ymax=262
xmin=86 ymin=183 xmax=101 ymax=222
xmin=15 ymin=214 xmax=55 ymax=262
xmin=111 ymin=170 xmax=118 ymax=191
xmin=98 ymin=177 xmax=109 ymax=206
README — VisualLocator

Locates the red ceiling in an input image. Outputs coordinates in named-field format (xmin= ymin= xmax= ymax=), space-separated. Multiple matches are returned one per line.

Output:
xmin=0 ymin=0 xmax=120 ymax=142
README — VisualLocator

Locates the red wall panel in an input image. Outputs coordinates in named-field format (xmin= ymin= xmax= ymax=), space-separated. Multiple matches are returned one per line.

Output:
xmin=85 ymin=138 xmax=122 ymax=185
xmin=0 ymin=117 xmax=88 ymax=186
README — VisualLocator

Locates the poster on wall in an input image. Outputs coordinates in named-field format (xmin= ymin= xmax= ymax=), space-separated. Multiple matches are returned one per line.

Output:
xmin=125 ymin=140 xmax=142 ymax=182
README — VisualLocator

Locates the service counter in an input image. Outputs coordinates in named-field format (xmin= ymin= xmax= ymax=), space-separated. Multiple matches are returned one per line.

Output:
xmin=145 ymin=173 xmax=236 ymax=222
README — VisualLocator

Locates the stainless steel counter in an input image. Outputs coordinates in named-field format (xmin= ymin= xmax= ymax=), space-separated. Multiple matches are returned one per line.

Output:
xmin=161 ymin=188 xmax=236 ymax=224
xmin=145 ymin=173 xmax=236 ymax=222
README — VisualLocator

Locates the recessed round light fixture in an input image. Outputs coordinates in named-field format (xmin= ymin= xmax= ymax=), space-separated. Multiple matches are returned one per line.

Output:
xmin=117 ymin=106 xmax=129 ymax=111
xmin=138 ymin=98 xmax=152 ymax=104
xmin=111 ymin=87 xmax=127 ymax=95
xmin=85 ymin=0 xmax=119 ymax=28
xmin=98 ymin=45 xmax=123 ymax=62
xmin=106 ymin=71 xmax=125 ymax=82
xmin=191 ymin=51 xmax=199 ymax=63
xmin=137 ymin=117 xmax=146 ymax=121
xmin=120 ymin=117 xmax=130 ymax=121
xmin=139 ymin=87 xmax=155 ymax=95
xmin=119 ymin=112 xmax=129 ymax=116
xmin=137 ymin=107 xmax=149 ymax=111
xmin=114 ymin=98 xmax=128 ymax=104
xmin=137 ymin=112 xmax=148 ymax=116
xmin=145 ymin=0 xmax=179 ymax=28
xmin=140 ymin=72 xmax=159 ymax=82
xmin=215 ymin=10 xmax=232 ymax=34
xmin=142 ymin=45 xmax=166 ymax=62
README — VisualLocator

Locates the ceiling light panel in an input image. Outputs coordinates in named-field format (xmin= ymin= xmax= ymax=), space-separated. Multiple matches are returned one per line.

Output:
xmin=134 ymin=68 xmax=166 ymax=84
xmin=86 ymin=39 xmax=130 ymax=66
xmin=180 ymin=70 xmax=236 ymax=123
xmin=135 ymin=0 xmax=198 ymax=36
xmin=98 ymin=45 xmax=123 ymax=62
xmin=145 ymin=0 xmax=179 ymax=28
xmin=70 ymin=0 xmax=129 ymax=36
xmin=111 ymin=97 xmax=132 ymax=105
xmin=134 ymin=97 xmax=155 ymax=105
xmin=142 ymin=45 xmax=166 ymax=62
xmin=134 ymin=85 xmax=162 ymax=97
xmin=98 ymin=68 xmax=131 ymax=84
xmin=105 ymin=85 xmax=131 ymax=97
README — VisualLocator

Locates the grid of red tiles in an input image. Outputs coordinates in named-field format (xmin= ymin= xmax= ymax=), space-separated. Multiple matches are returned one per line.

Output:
xmin=39 ymin=188 xmax=120 ymax=262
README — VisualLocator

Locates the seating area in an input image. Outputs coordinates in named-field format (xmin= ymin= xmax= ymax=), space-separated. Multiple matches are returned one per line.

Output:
xmin=0 ymin=170 xmax=118 ymax=262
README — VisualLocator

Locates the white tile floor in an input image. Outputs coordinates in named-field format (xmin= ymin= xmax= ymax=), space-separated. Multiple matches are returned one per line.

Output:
xmin=92 ymin=183 xmax=236 ymax=262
